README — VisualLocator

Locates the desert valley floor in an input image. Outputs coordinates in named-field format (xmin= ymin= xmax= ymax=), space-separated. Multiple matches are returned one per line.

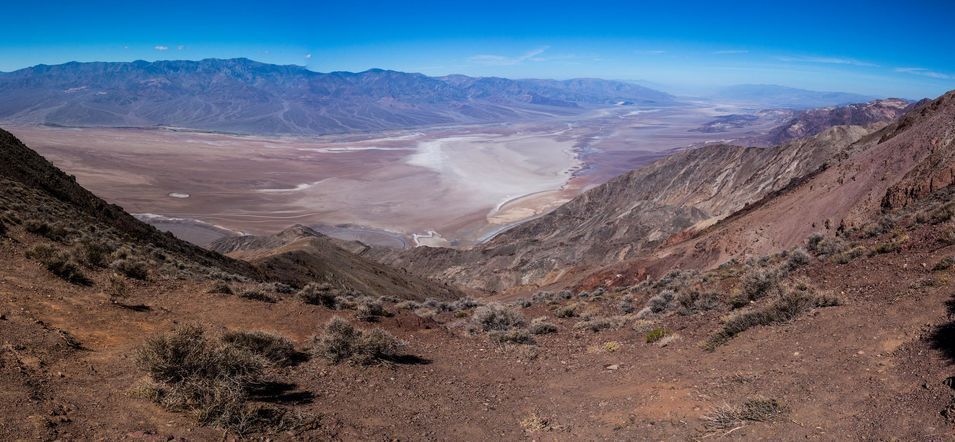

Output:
xmin=7 ymin=102 xmax=785 ymax=248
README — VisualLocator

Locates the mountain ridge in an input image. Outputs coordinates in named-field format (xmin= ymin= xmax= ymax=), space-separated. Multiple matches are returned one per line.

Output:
xmin=0 ymin=58 xmax=675 ymax=135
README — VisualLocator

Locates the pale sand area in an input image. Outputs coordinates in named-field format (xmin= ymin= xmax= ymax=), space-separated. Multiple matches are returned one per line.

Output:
xmin=7 ymin=125 xmax=580 ymax=248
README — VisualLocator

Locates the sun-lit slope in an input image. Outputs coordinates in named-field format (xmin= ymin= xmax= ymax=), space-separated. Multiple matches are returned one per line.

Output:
xmin=649 ymin=91 xmax=955 ymax=268
xmin=211 ymin=225 xmax=461 ymax=300
xmin=0 ymin=127 xmax=257 ymax=277
xmin=379 ymin=124 xmax=871 ymax=292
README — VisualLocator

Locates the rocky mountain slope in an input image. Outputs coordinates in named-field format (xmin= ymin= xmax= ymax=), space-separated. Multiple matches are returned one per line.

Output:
xmin=0 ymin=127 xmax=256 ymax=278
xmin=211 ymin=225 xmax=459 ymax=300
xmin=764 ymin=98 xmax=913 ymax=144
xmin=379 ymin=124 xmax=873 ymax=291
xmin=0 ymin=58 xmax=674 ymax=135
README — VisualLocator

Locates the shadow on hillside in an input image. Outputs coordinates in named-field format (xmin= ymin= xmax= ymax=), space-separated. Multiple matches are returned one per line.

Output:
xmin=250 ymin=381 xmax=315 ymax=405
xmin=390 ymin=354 xmax=432 ymax=365
xmin=929 ymin=296 xmax=955 ymax=363
xmin=115 ymin=302 xmax=151 ymax=312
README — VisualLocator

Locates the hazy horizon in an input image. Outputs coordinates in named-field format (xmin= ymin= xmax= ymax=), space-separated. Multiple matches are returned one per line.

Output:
xmin=1 ymin=1 xmax=953 ymax=99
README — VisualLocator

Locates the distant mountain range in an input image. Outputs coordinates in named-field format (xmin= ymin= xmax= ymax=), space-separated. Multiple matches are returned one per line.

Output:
xmin=711 ymin=84 xmax=877 ymax=109
xmin=0 ymin=58 xmax=675 ymax=135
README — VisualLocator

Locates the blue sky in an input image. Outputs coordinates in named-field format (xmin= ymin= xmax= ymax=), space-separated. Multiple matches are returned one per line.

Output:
xmin=1 ymin=0 xmax=953 ymax=98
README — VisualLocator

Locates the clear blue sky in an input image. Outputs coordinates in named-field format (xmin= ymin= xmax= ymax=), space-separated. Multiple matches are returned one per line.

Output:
xmin=2 ymin=0 xmax=953 ymax=98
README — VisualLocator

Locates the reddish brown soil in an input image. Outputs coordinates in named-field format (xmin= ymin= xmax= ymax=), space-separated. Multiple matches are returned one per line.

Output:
xmin=2 ymin=214 xmax=952 ymax=440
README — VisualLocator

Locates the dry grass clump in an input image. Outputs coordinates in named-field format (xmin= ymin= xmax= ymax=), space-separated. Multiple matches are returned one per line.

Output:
xmin=784 ymin=248 xmax=810 ymax=271
xmin=106 ymin=274 xmax=129 ymax=303
xmin=471 ymin=303 xmax=525 ymax=332
xmin=312 ymin=318 xmax=404 ymax=365
xmin=706 ymin=289 xmax=839 ymax=350
xmin=918 ymin=202 xmax=955 ymax=225
xmin=221 ymin=331 xmax=298 ymax=366
xmin=704 ymin=397 xmax=785 ymax=429
xmin=489 ymin=329 xmax=534 ymax=345
xmin=134 ymin=325 xmax=268 ymax=432
xmin=645 ymin=327 xmax=670 ymax=344
xmin=26 ymin=244 xmax=89 ymax=285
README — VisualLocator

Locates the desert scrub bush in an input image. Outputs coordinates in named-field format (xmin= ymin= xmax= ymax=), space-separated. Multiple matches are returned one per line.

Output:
xmin=833 ymin=246 xmax=866 ymax=264
xmin=135 ymin=324 xmax=266 ymax=432
xmin=471 ymin=303 xmax=525 ymax=332
xmin=706 ymin=292 xmax=829 ymax=350
xmin=529 ymin=317 xmax=558 ymax=335
xmin=355 ymin=298 xmax=390 ymax=322
xmin=221 ymin=331 xmax=298 ymax=366
xmin=106 ymin=274 xmax=129 ymax=303
xmin=489 ymin=329 xmax=534 ymax=345
xmin=813 ymin=293 xmax=843 ymax=307
xmin=573 ymin=317 xmax=622 ymax=333
xmin=553 ymin=303 xmax=578 ymax=318
xmin=25 ymin=244 xmax=89 ymax=285
xmin=111 ymin=258 xmax=149 ymax=280
xmin=394 ymin=300 xmax=421 ymax=310
xmin=635 ymin=289 xmax=676 ymax=318
xmin=785 ymin=248 xmax=810 ymax=271
xmin=73 ymin=238 xmax=111 ymax=268
xmin=588 ymin=340 xmax=623 ymax=353
xmin=24 ymin=219 xmax=70 ymax=242
xmin=703 ymin=397 xmax=785 ymax=429
xmin=208 ymin=281 xmax=234 ymax=295
xmin=645 ymin=327 xmax=670 ymax=344
xmin=239 ymin=290 xmax=276 ymax=303
xmin=933 ymin=257 xmax=955 ymax=272
xmin=920 ymin=202 xmax=955 ymax=225
xmin=447 ymin=297 xmax=482 ymax=311
xmin=675 ymin=291 xmax=721 ymax=315
xmin=297 ymin=282 xmax=338 ymax=307
xmin=618 ymin=294 xmax=636 ymax=314
xmin=312 ymin=317 xmax=404 ymax=365
xmin=731 ymin=266 xmax=781 ymax=307
xmin=806 ymin=233 xmax=845 ymax=257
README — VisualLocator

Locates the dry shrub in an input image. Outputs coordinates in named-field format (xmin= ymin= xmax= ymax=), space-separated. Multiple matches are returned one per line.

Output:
xmin=553 ymin=303 xmax=578 ymax=318
xmin=221 ymin=331 xmax=298 ymax=366
xmin=239 ymin=290 xmax=276 ymax=303
xmin=111 ymin=258 xmax=149 ymax=280
xmin=489 ymin=329 xmax=534 ymax=345
xmin=704 ymin=397 xmax=785 ymax=429
xmin=645 ymin=327 xmax=670 ymax=343
xmin=573 ymin=317 xmax=623 ymax=333
xmin=529 ymin=317 xmax=558 ymax=335
xmin=208 ymin=281 xmax=234 ymax=295
xmin=26 ymin=244 xmax=88 ymax=285
xmin=134 ymin=325 xmax=268 ymax=432
xmin=471 ymin=303 xmax=525 ymax=332
xmin=355 ymin=298 xmax=390 ymax=322
xmin=297 ymin=282 xmax=338 ymax=307
xmin=706 ymin=291 xmax=839 ymax=350
xmin=312 ymin=317 xmax=404 ymax=365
